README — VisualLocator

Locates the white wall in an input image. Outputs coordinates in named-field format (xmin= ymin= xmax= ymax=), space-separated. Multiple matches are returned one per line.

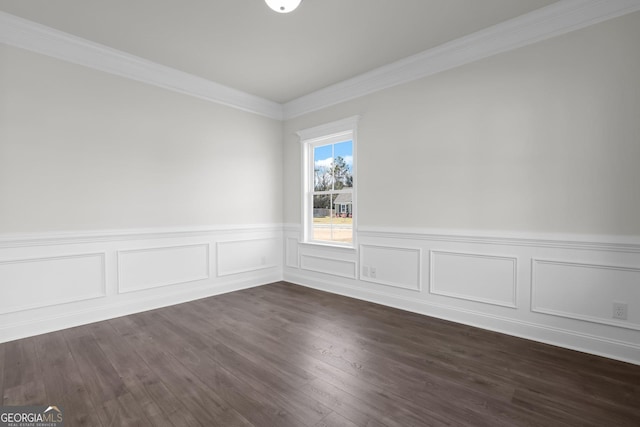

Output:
xmin=2 ymin=11 xmax=639 ymax=365
xmin=0 ymin=45 xmax=283 ymax=341
xmin=283 ymin=12 xmax=640 ymax=364
xmin=0 ymin=44 xmax=283 ymax=233
xmin=284 ymin=12 xmax=640 ymax=236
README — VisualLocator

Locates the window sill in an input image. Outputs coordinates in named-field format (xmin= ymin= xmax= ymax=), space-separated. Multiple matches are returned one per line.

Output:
xmin=300 ymin=241 xmax=357 ymax=252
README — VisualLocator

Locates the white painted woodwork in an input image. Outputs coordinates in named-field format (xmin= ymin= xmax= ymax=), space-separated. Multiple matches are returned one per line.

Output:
xmin=118 ymin=244 xmax=210 ymax=293
xmin=0 ymin=226 xmax=282 ymax=344
xmin=532 ymin=259 xmax=640 ymax=330
xmin=0 ymin=253 xmax=105 ymax=314
xmin=4 ymin=1 xmax=640 ymax=119
xmin=360 ymin=244 xmax=421 ymax=291
xmin=217 ymin=238 xmax=280 ymax=276
xmin=300 ymin=254 xmax=357 ymax=279
xmin=284 ymin=225 xmax=640 ymax=365
xmin=286 ymin=237 xmax=300 ymax=268
xmin=430 ymin=250 xmax=517 ymax=308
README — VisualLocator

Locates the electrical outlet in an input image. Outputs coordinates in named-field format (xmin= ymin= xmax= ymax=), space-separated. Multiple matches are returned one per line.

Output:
xmin=370 ymin=267 xmax=377 ymax=278
xmin=362 ymin=266 xmax=369 ymax=277
xmin=613 ymin=302 xmax=628 ymax=320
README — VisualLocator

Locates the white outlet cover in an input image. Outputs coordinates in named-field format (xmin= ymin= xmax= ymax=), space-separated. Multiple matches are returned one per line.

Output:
xmin=613 ymin=302 xmax=628 ymax=320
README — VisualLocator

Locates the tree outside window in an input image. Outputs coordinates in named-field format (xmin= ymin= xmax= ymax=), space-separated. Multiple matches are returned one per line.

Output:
xmin=311 ymin=140 xmax=353 ymax=244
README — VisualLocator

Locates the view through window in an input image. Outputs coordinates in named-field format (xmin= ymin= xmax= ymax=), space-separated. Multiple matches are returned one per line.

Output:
xmin=310 ymin=138 xmax=353 ymax=244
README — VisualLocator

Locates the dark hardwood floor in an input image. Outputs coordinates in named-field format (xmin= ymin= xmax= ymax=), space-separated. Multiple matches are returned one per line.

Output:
xmin=1 ymin=281 xmax=639 ymax=426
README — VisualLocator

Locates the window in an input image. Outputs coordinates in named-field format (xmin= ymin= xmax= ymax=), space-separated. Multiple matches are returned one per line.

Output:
xmin=298 ymin=117 xmax=358 ymax=247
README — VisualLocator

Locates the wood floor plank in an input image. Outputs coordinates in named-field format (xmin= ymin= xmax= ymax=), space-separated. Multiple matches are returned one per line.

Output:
xmin=137 ymin=309 xmax=305 ymax=427
xmin=33 ymin=331 xmax=104 ymax=426
xmin=315 ymin=411 xmax=361 ymax=427
xmin=62 ymin=327 xmax=127 ymax=403
xmin=62 ymin=326 xmax=153 ymax=426
xmin=0 ymin=344 xmax=4 ymax=403
xmin=232 ymin=290 xmax=519 ymax=406
xmin=215 ymin=292 xmax=517 ymax=425
xmin=202 ymin=292 xmax=374 ymax=364
xmin=303 ymin=354 xmax=478 ymax=427
xmin=199 ymin=283 xmax=640 ymax=426
xmin=155 ymin=305 xmax=332 ymax=426
xmin=2 ymin=337 xmax=36 ymax=392
xmin=2 ymin=337 xmax=46 ymax=406
xmin=246 ymin=285 xmax=520 ymax=378
xmin=184 ymin=304 xmax=317 ymax=390
xmin=301 ymin=377 xmax=412 ymax=427
xmin=512 ymin=386 xmax=639 ymax=427
xmin=100 ymin=393 xmax=153 ymax=427
xmin=0 ymin=281 xmax=638 ymax=426
xmin=109 ymin=315 xmax=255 ymax=427
xmin=88 ymin=320 xmax=196 ymax=427
xmin=253 ymin=283 xmax=640 ymax=419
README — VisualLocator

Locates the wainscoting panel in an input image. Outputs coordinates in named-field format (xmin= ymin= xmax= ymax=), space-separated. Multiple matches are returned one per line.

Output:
xmin=0 ymin=253 xmax=106 ymax=314
xmin=286 ymin=237 xmax=299 ymax=268
xmin=0 ymin=225 xmax=282 ymax=344
xmin=117 ymin=244 xmax=210 ymax=294
xmin=430 ymin=250 xmax=517 ymax=308
xmin=532 ymin=259 xmax=640 ymax=330
xmin=217 ymin=237 xmax=279 ymax=277
xmin=300 ymin=254 xmax=357 ymax=279
xmin=285 ymin=225 xmax=640 ymax=365
xmin=2 ymin=223 xmax=639 ymax=365
xmin=360 ymin=244 xmax=421 ymax=291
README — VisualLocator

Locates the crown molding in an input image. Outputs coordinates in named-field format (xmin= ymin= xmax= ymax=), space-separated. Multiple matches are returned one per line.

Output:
xmin=0 ymin=11 xmax=283 ymax=120
xmin=2 ymin=0 xmax=639 ymax=122
xmin=283 ymin=0 xmax=640 ymax=119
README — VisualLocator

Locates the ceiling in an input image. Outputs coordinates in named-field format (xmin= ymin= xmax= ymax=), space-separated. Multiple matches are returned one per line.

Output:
xmin=0 ymin=0 xmax=559 ymax=103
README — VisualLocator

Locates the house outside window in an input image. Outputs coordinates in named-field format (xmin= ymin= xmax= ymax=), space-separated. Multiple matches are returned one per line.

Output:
xmin=297 ymin=117 xmax=359 ymax=247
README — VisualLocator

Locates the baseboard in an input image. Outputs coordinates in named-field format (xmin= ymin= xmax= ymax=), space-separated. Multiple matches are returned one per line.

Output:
xmin=284 ymin=271 xmax=640 ymax=366
xmin=0 ymin=224 xmax=283 ymax=343
xmin=0 ymin=273 xmax=281 ymax=344
xmin=3 ymin=222 xmax=638 ymax=366
xmin=283 ymin=225 xmax=640 ymax=366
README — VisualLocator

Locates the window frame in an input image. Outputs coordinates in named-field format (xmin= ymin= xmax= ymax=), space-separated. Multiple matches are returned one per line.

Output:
xmin=297 ymin=116 xmax=359 ymax=248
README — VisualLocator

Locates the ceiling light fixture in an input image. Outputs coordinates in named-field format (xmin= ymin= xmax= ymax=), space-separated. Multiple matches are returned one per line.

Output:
xmin=265 ymin=0 xmax=302 ymax=14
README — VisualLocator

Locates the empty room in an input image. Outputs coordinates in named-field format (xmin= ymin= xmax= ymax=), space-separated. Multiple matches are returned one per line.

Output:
xmin=1 ymin=0 xmax=639 ymax=426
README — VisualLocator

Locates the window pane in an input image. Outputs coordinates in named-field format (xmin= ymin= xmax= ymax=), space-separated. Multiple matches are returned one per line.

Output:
xmin=314 ymin=145 xmax=333 ymax=191
xmin=312 ymin=194 xmax=332 ymax=242
xmin=312 ymin=193 xmax=353 ymax=244
xmin=330 ymin=192 xmax=353 ymax=243
xmin=333 ymin=141 xmax=353 ymax=189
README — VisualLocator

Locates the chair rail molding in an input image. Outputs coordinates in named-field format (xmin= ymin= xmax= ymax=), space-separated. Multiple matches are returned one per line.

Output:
xmin=284 ymin=224 xmax=640 ymax=365
xmin=0 ymin=224 xmax=283 ymax=344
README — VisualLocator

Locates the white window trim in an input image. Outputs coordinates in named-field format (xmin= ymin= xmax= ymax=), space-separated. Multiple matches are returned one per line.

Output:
xmin=297 ymin=116 xmax=360 ymax=248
